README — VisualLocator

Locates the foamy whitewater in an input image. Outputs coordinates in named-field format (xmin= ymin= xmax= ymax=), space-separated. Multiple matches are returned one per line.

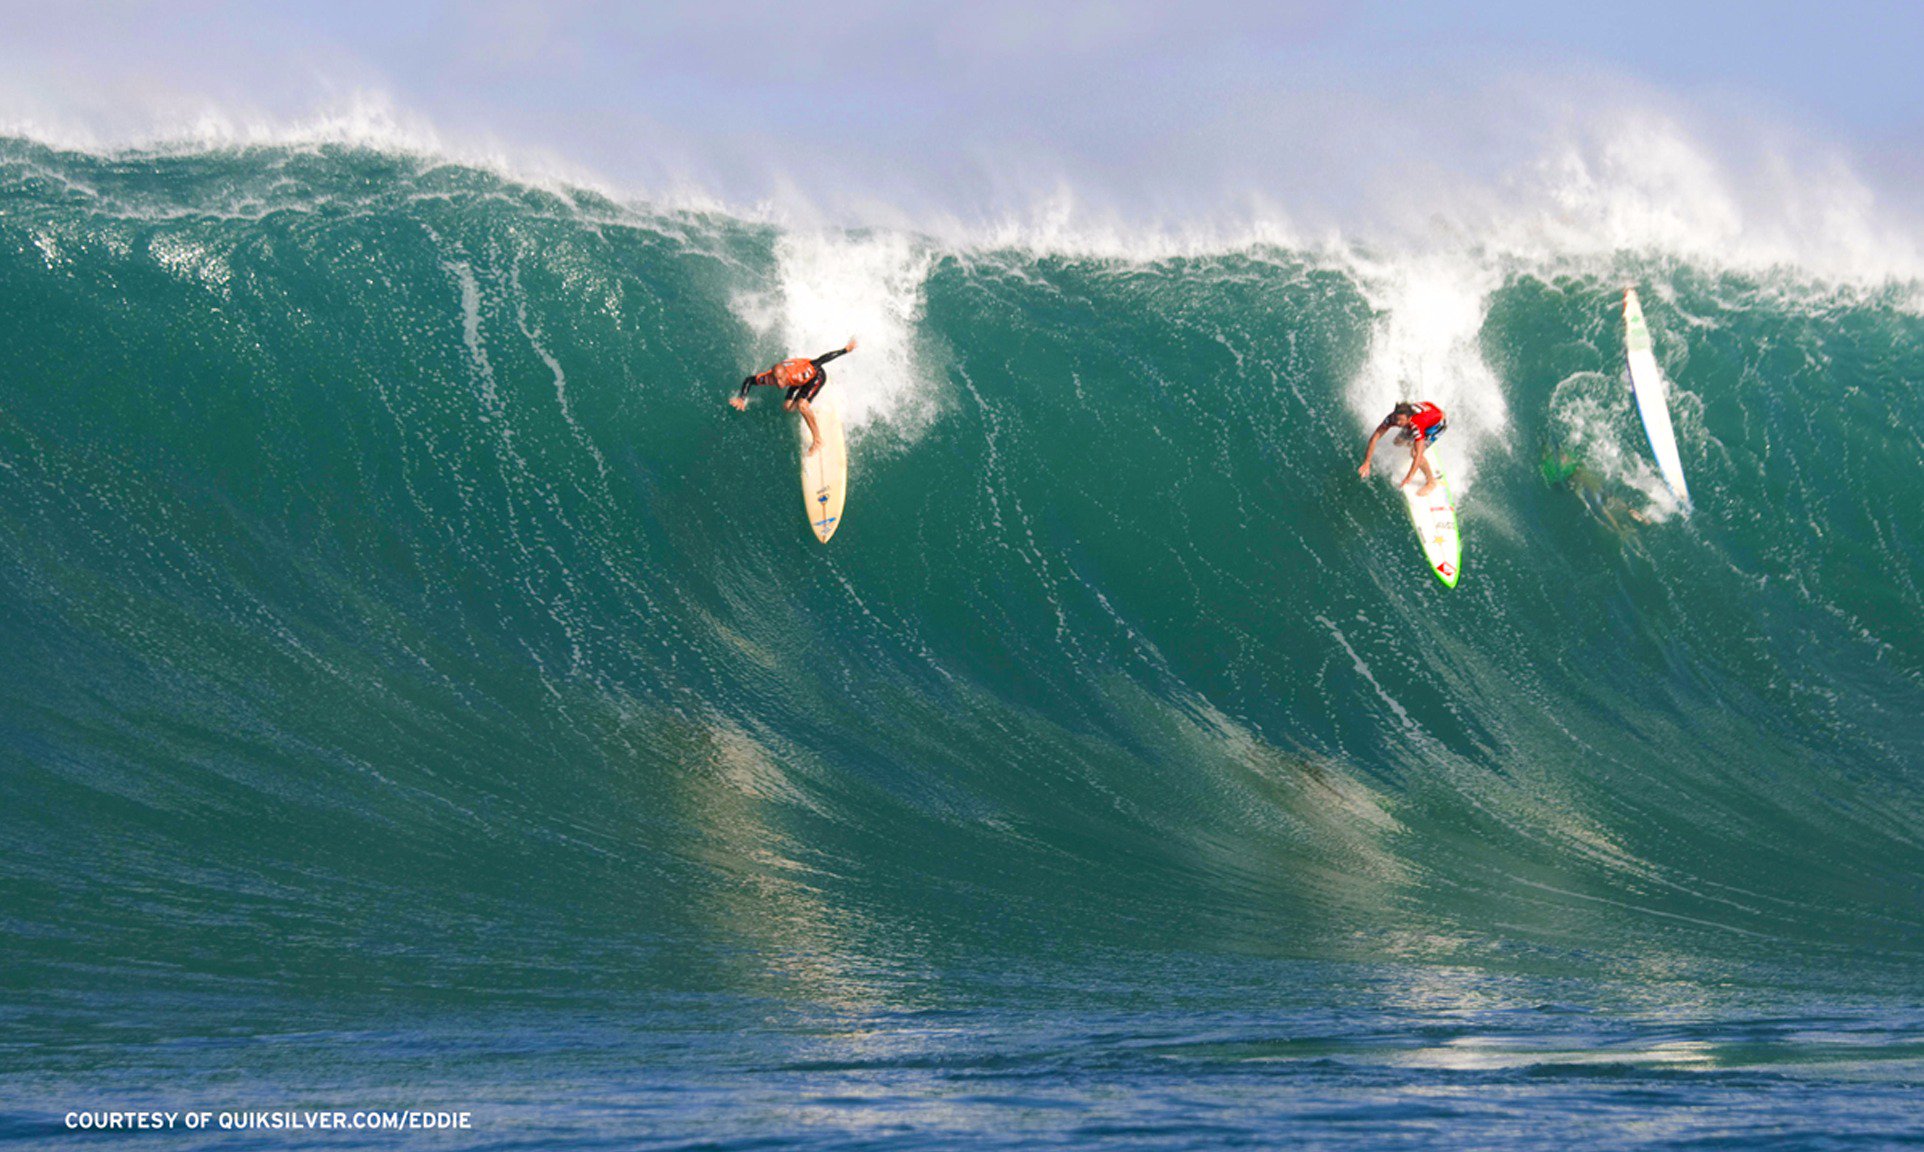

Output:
xmin=2 ymin=91 xmax=1922 ymax=1149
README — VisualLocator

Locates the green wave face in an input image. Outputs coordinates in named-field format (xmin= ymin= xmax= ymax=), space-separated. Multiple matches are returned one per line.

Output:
xmin=3 ymin=139 xmax=1923 ymax=1023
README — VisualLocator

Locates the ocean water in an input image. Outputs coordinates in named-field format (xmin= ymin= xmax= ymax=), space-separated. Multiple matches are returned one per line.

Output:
xmin=2 ymin=138 xmax=1923 ymax=1148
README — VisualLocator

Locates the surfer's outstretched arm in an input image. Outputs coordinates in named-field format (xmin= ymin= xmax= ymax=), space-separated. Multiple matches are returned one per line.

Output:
xmin=1358 ymin=426 xmax=1389 ymax=477
xmin=811 ymin=337 xmax=858 ymax=366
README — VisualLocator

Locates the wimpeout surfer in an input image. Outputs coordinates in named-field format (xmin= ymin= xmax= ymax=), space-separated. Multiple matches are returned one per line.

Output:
xmin=1357 ymin=401 xmax=1448 ymax=496
xmin=729 ymin=337 xmax=858 ymax=456
xmin=1541 ymin=442 xmax=1652 ymax=532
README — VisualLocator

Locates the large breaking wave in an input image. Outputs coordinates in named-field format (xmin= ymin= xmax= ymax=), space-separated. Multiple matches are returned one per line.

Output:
xmin=2 ymin=134 xmax=1922 ymax=1013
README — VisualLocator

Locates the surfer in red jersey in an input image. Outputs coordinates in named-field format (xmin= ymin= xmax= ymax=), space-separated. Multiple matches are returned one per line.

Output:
xmin=729 ymin=337 xmax=858 ymax=456
xmin=1357 ymin=401 xmax=1448 ymax=496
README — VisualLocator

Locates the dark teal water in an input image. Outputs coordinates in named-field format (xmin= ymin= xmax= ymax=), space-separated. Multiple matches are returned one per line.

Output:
xmin=2 ymin=140 xmax=1922 ymax=1148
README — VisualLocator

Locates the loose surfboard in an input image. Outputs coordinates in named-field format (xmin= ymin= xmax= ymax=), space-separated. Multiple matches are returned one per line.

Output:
xmin=1623 ymin=288 xmax=1691 ymax=506
xmin=1400 ymin=448 xmax=1462 ymax=588
xmin=798 ymin=398 xmax=847 ymax=543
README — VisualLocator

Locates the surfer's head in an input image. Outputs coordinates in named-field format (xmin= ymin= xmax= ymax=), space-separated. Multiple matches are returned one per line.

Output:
xmin=1388 ymin=402 xmax=1419 ymax=425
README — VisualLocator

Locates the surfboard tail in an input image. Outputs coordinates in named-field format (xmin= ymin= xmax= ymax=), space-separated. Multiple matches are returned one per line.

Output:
xmin=799 ymin=403 xmax=849 ymax=543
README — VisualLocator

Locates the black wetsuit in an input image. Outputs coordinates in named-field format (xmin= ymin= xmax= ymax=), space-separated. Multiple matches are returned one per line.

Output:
xmin=738 ymin=347 xmax=851 ymax=404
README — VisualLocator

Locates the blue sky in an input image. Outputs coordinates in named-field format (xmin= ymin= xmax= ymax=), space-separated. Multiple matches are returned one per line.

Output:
xmin=2 ymin=1 xmax=1918 ymax=220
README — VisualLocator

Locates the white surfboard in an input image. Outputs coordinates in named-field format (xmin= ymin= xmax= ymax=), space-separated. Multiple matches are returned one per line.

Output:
xmin=1400 ymin=449 xmax=1461 ymax=588
xmin=798 ymin=398 xmax=847 ymax=543
xmin=1623 ymin=289 xmax=1691 ymax=506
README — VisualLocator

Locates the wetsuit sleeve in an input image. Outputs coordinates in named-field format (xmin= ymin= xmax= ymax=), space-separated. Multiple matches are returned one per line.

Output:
xmin=738 ymin=373 xmax=763 ymax=398
xmin=812 ymin=348 xmax=850 ymax=368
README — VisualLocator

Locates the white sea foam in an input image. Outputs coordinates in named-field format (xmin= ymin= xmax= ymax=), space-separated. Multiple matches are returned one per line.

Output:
xmin=1548 ymin=371 xmax=1687 ymax=522
xmin=1344 ymin=252 xmax=1509 ymax=494
xmin=148 ymin=234 xmax=232 ymax=296
xmin=9 ymin=81 xmax=1919 ymax=286
xmin=735 ymin=231 xmax=939 ymax=439
xmin=1497 ymin=111 xmax=1924 ymax=286
xmin=0 ymin=90 xmax=741 ymax=223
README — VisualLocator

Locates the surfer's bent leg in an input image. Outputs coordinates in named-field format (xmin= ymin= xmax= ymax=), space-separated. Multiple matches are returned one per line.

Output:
xmin=1414 ymin=431 xmax=1440 ymax=496
xmin=786 ymin=384 xmax=825 ymax=457
xmin=782 ymin=373 xmax=827 ymax=454
xmin=796 ymin=400 xmax=823 ymax=456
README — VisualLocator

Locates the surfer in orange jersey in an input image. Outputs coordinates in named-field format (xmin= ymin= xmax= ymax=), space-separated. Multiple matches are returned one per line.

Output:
xmin=1357 ymin=401 xmax=1448 ymax=496
xmin=729 ymin=337 xmax=858 ymax=456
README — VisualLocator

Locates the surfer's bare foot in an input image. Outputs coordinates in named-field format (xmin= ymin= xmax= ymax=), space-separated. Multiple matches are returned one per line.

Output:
xmin=1417 ymin=479 xmax=1438 ymax=496
xmin=807 ymin=440 xmax=822 ymax=457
